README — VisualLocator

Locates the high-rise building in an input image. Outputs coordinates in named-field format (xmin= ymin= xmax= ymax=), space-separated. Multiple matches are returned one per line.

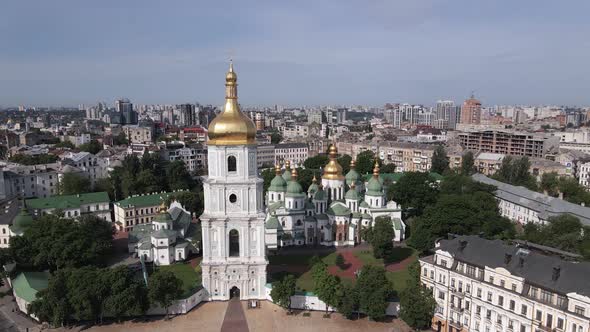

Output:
xmin=114 ymin=98 xmax=138 ymax=125
xmin=460 ymin=94 xmax=482 ymax=125
xmin=179 ymin=103 xmax=197 ymax=127
xmin=435 ymin=100 xmax=460 ymax=129
xmin=200 ymin=62 xmax=266 ymax=301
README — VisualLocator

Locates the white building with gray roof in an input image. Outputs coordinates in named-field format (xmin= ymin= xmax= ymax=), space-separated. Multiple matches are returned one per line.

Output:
xmin=420 ymin=235 xmax=590 ymax=332
xmin=472 ymin=173 xmax=590 ymax=226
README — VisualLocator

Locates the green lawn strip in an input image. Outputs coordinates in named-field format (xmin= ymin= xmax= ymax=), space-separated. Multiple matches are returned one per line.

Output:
xmin=158 ymin=263 xmax=202 ymax=298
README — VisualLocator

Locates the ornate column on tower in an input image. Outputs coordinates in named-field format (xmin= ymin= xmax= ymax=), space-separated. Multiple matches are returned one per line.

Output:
xmin=200 ymin=61 xmax=267 ymax=301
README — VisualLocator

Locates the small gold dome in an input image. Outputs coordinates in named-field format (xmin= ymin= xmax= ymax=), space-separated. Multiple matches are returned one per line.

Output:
xmin=208 ymin=61 xmax=257 ymax=146
xmin=323 ymin=144 xmax=344 ymax=180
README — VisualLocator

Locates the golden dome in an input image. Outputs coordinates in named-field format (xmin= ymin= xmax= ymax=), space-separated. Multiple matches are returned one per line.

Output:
xmin=323 ymin=144 xmax=344 ymax=180
xmin=373 ymin=160 xmax=380 ymax=177
xmin=208 ymin=60 xmax=257 ymax=146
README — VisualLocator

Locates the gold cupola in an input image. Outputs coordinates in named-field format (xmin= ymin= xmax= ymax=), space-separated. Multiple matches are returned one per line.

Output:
xmin=322 ymin=144 xmax=344 ymax=180
xmin=207 ymin=60 xmax=257 ymax=146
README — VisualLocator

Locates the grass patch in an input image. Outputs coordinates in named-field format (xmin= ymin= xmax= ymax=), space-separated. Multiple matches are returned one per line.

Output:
xmin=268 ymin=251 xmax=338 ymax=267
xmin=158 ymin=263 xmax=202 ymax=298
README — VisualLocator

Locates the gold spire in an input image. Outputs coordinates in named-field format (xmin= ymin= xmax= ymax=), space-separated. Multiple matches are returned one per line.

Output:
xmin=291 ymin=168 xmax=298 ymax=180
xmin=312 ymin=174 xmax=317 ymax=183
xmin=207 ymin=60 xmax=257 ymax=145
xmin=350 ymin=159 xmax=356 ymax=169
xmin=285 ymin=160 xmax=291 ymax=170
xmin=350 ymin=181 xmax=356 ymax=189
xmin=373 ymin=160 xmax=380 ymax=178
xmin=323 ymin=144 xmax=344 ymax=180
xmin=275 ymin=164 xmax=282 ymax=176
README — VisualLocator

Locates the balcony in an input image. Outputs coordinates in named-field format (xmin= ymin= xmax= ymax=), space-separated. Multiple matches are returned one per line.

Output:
xmin=450 ymin=303 xmax=464 ymax=313
xmin=448 ymin=319 xmax=462 ymax=329
xmin=451 ymin=287 xmax=465 ymax=298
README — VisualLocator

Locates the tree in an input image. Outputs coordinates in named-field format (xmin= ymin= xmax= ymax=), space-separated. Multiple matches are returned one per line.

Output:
xmin=261 ymin=167 xmax=276 ymax=194
xmin=408 ymin=175 xmax=514 ymax=253
xmin=59 ymin=173 xmax=91 ymax=195
xmin=79 ymin=140 xmax=103 ymax=154
xmin=521 ymin=214 xmax=590 ymax=259
xmin=337 ymin=284 xmax=359 ymax=319
xmin=167 ymin=189 xmax=204 ymax=216
xmin=460 ymin=151 xmax=475 ymax=175
xmin=166 ymin=160 xmax=195 ymax=190
xmin=135 ymin=169 xmax=160 ymax=194
xmin=103 ymin=266 xmax=149 ymax=321
xmin=540 ymin=172 xmax=560 ymax=196
xmin=29 ymin=270 xmax=71 ymax=327
xmin=492 ymin=156 xmax=537 ymax=190
xmin=368 ymin=216 xmax=395 ymax=260
xmin=399 ymin=261 xmax=436 ymax=329
xmin=356 ymin=151 xmax=379 ymax=175
xmin=9 ymin=154 xmax=59 ymax=165
xmin=270 ymin=131 xmax=283 ymax=144
xmin=557 ymin=177 xmax=590 ymax=206
xmin=312 ymin=262 xmax=343 ymax=316
xmin=10 ymin=214 xmax=113 ymax=271
xmin=337 ymin=154 xmax=352 ymax=174
xmin=270 ymin=274 xmax=296 ymax=312
xmin=54 ymin=141 xmax=75 ymax=149
xmin=335 ymin=254 xmax=345 ymax=269
xmin=303 ymin=155 xmax=329 ymax=170
xmin=388 ymin=172 xmax=438 ymax=217
xmin=148 ymin=269 xmax=183 ymax=317
xmin=113 ymin=132 xmax=129 ymax=146
xmin=380 ymin=163 xmax=396 ymax=173
xmin=431 ymin=145 xmax=449 ymax=174
xmin=356 ymin=265 xmax=391 ymax=321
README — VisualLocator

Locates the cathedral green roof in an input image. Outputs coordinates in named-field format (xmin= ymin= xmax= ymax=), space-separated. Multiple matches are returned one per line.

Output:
xmin=12 ymin=271 xmax=50 ymax=303
xmin=285 ymin=180 xmax=304 ymax=197
xmin=345 ymin=169 xmax=360 ymax=185
xmin=266 ymin=215 xmax=281 ymax=230
xmin=26 ymin=192 xmax=109 ymax=210
xmin=313 ymin=189 xmax=327 ymax=201
xmin=115 ymin=191 xmax=179 ymax=208
xmin=282 ymin=169 xmax=292 ymax=182
xmin=327 ymin=203 xmax=351 ymax=216
xmin=345 ymin=188 xmax=360 ymax=200
xmin=366 ymin=176 xmax=383 ymax=196
xmin=269 ymin=175 xmax=287 ymax=192
xmin=307 ymin=182 xmax=319 ymax=194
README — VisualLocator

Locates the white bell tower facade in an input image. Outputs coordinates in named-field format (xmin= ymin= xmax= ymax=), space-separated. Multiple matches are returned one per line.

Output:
xmin=200 ymin=61 xmax=267 ymax=301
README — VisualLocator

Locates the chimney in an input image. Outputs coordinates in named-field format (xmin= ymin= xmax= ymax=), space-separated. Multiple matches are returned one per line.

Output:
xmin=518 ymin=257 xmax=525 ymax=268
xmin=504 ymin=253 xmax=512 ymax=265
xmin=459 ymin=240 xmax=467 ymax=251
xmin=552 ymin=266 xmax=561 ymax=281
xmin=558 ymin=191 xmax=564 ymax=200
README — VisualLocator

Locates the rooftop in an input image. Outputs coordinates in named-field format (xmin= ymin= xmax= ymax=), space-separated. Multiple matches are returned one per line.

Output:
xmin=26 ymin=192 xmax=110 ymax=210
xmin=115 ymin=191 xmax=181 ymax=208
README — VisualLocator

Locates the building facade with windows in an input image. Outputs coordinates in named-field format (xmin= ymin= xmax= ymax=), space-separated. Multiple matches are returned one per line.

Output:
xmin=113 ymin=191 xmax=182 ymax=231
xmin=420 ymin=235 xmax=590 ymax=332
xmin=26 ymin=192 xmax=111 ymax=221
xmin=274 ymin=143 xmax=309 ymax=167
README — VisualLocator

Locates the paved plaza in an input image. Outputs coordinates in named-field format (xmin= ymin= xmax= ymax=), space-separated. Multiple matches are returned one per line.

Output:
xmin=86 ymin=300 xmax=412 ymax=332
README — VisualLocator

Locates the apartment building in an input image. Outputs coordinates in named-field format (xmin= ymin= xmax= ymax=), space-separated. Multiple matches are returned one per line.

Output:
xmin=274 ymin=143 xmax=309 ymax=167
xmin=61 ymin=151 xmax=108 ymax=186
xmin=123 ymin=125 xmax=153 ymax=144
xmin=257 ymin=144 xmax=275 ymax=168
xmin=420 ymin=235 xmax=590 ymax=332
xmin=161 ymin=142 xmax=207 ymax=172
xmin=113 ymin=191 xmax=180 ymax=231
xmin=378 ymin=142 xmax=435 ymax=172
xmin=473 ymin=174 xmax=590 ymax=226
xmin=1 ymin=163 xmax=60 ymax=198
xmin=458 ymin=130 xmax=559 ymax=159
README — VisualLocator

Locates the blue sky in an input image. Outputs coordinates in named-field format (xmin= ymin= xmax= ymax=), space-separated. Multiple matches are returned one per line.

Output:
xmin=1 ymin=0 xmax=589 ymax=107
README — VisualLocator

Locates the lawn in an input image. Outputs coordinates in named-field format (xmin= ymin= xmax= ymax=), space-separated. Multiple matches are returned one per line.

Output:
xmin=158 ymin=262 xmax=202 ymax=298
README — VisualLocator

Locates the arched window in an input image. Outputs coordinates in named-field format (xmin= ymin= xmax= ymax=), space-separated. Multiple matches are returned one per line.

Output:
xmin=229 ymin=229 xmax=239 ymax=257
xmin=228 ymin=156 xmax=237 ymax=172
xmin=296 ymin=220 xmax=302 ymax=226
xmin=229 ymin=194 xmax=237 ymax=203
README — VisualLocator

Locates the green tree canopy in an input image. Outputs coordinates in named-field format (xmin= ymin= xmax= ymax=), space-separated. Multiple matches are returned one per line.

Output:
xmin=79 ymin=140 xmax=103 ymax=154
xmin=303 ymin=154 xmax=329 ymax=170
xmin=356 ymin=150 xmax=380 ymax=175
xmin=337 ymin=154 xmax=352 ymax=174
xmin=460 ymin=151 xmax=475 ymax=175
xmin=9 ymin=153 xmax=59 ymax=165
xmin=270 ymin=274 xmax=296 ymax=312
xmin=430 ymin=145 xmax=449 ymax=174
xmin=9 ymin=214 xmax=113 ymax=271
xmin=356 ymin=265 xmax=391 ymax=321
xmin=271 ymin=131 xmax=283 ymax=144
xmin=380 ymin=163 xmax=396 ymax=174
xmin=366 ymin=216 xmax=395 ymax=260
xmin=492 ymin=156 xmax=537 ymax=190
xmin=521 ymin=214 xmax=590 ymax=259
xmin=148 ymin=269 xmax=183 ymax=317
xmin=387 ymin=172 xmax=439 ymax=217
xmin=59 ymin=172 xmax=91 ymax=195
xmin=399 ymin=261 xmax=436 ymax=329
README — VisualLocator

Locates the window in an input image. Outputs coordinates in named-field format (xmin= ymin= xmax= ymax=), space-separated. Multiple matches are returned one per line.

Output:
xmin=498 ymin=295 xmax=504 ymax=306
xmin=438 ymin=291 xmax=445 ymax=300
xmin=440 ymin=259 xmax=447 ymax=267
xmin=477 ymin=288 xmax=482 ymax=298
xmin=476 ymin=305 xmax=481 ymax=315
xmin=521 ymin=304 xmax=527 ymax=316
xmin=557 ymin=318 xmax=564 ymax=329
xmin=520 ymin=325 xmax=526 ymax=332
xmin=557 ymin=295 xmax=566 ymax=308
xmin=423 ymin=268 xmax=427 ymax=277
xmin=574 ymin=306 xmax=585 ymax=316
xmin=227 ymin=155 xmax=237 ymax=172
xmin=487 ymin=291 xmax=492 ymax=302
xmin=229 ymin=194 xmax=237 ymax=203
xmin=229 ymin=229 xmax=239 ymax=257
xmin=451 ymin=278 xmax=455 ymax=288
xmin=541 ymin=290 xmax=552 ymax=303
xmin=489 ymin=276 xmax=494 ymax=284
xmin=546 ymin=313 xmax=553 ymax=328
xmin=486 ymin=309 xmax=491 ymax=319
xmin=509 ymin=300 xmax=515 ymax=311
xmin=536 ymin=310 xmax=542 ymax=321
xmin=430 ymin=270 xmax=434 ymax=279
xmin=512 ymin=283 xmax=517 ymax=291
xmin=466 ymin=265 xmax=476 ymax=277
xmin=530 ymin=287 xmax=538 ymax=298
xmin=500 ymin=279 xmax=505 ymax=287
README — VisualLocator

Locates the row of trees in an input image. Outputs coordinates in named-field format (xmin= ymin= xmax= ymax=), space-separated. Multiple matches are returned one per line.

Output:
xmin=9 ymin=153 xmax=59 ymax=165
xmin=30 ymin=267 xmax=182 ymax=327
xmin=521 ymin=214 xmax=590 ymax=259
xmin=270 ymin=261 xmax=394 ymax=321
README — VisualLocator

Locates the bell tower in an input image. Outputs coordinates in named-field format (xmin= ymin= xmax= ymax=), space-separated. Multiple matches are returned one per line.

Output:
xmin=201 ymin=61 xmax=267 ymax=301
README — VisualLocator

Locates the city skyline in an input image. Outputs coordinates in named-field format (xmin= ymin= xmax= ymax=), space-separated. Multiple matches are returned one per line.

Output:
xmin=2 ymin=0 xmax=590 ymax=106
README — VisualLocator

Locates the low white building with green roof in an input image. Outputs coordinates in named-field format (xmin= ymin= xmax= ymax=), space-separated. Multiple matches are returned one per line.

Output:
xmin=12 ymin=271 xmax=50 ymax=319
xmin=26 ymin=191 xmax=111 ymax=221
xmin=114 ymin=190 xmax=186 ymax=231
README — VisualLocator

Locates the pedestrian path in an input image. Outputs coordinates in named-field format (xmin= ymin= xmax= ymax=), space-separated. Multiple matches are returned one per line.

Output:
xmin=220 ymin=298 xmax=249 ymax=332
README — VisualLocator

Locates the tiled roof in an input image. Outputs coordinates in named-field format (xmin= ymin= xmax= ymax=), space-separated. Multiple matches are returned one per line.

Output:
xmin=12 ymin=271 xmax=50 ymax=303
xmin=115 ymin=191 xmax=182 ymax=208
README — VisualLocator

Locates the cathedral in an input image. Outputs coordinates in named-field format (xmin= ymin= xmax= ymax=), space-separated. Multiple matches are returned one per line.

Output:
xmin=264 ymin=147 xmax=405 ymax=249
xmin=200 ymin=61 xmax=404 ymax=302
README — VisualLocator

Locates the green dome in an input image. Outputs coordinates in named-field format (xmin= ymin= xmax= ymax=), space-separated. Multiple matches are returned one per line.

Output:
xmin=345 ymin=187 xmax=360 ymax=200
xmin=345 ymin=169 xmax=360 ymax=186
xmin=313 ymin=188 xmax=327 ymax=201
xmin=366 ymin=176 xmax=383 ymax=196
xmin=308 ymin=177 xmax=319 ymax=194
xmin=11 ymin=209 xmax=34 ymax=234
xmin=286 ymin=180 xmax=303 ymax=194
xmin=282 ymin=169 xmax=292 ymax=182
xmin=269 ymin=174 xmax=287 ymax=192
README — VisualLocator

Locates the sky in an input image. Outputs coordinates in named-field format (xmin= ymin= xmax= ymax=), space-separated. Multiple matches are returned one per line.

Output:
xmin=1 ymin=0 xmax=590 ymax=107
